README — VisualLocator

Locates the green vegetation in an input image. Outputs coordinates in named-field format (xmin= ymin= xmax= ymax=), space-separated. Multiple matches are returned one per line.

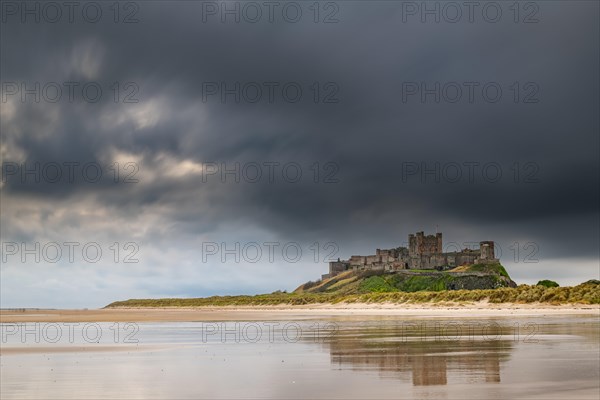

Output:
xmin=393 ymin=274 xmax=456 ymax=292
xmin=536 ymin=280 xmax=559 ymax=288
xmin=105 ymin=263 xmax=599 ymax=308
xmin=106 ymin=281 xmax=600 ymax=307
xmin=300 ymin=263 xmax=515 ymax=294
xmin=358 ymin=273 xmax=459 ymax=293
xmin=449 ymin=263 xmax=510 ymax=277
xmin=358 ymin=276 xmax=397 ymax=292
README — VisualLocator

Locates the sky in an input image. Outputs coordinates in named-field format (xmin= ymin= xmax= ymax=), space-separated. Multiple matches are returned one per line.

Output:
xmin=1 ymin=1 xmax=599 ymax=308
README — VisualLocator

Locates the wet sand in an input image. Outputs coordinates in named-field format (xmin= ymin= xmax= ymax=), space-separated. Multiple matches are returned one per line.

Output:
xmin=2 ymin=314 xmax=599 ymax=399
xmin=0 ymin=345 xmax=157 ymax=355
xmin=2 ymin=303 xmax=598 ymax=323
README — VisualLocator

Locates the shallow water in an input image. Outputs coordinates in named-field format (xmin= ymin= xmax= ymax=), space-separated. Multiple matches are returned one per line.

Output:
xmin=1 ymin=315 xmax=599 ymax=399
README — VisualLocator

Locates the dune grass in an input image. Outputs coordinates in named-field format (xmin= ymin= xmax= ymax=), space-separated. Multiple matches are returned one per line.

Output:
xmin=106 ymin=282 xmax=600 ymax=308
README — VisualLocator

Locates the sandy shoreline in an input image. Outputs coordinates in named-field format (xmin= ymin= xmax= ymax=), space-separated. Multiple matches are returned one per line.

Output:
xmin=1 ymin=303 xmax=598 ymax=322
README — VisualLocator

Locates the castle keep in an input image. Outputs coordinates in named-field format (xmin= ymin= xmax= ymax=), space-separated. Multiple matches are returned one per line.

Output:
xmin=324 ymin=232 xmax=498 ymax=279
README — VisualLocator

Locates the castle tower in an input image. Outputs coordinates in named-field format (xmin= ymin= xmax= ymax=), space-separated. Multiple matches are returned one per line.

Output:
xmin=416 ymin=231 xmax=424 ymax=255
xmin=436 ymin=232 xmax=442 ymax=253
xmin=480 ymin=241 xmax=495 ymax=260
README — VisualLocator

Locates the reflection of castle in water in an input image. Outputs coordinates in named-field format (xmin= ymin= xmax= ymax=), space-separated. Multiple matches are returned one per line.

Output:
xmin=317 ymin=325 xmax=512 ymax=386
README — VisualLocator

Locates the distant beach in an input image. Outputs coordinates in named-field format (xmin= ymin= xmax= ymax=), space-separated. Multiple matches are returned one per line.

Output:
xmin=2 ymin=303 xmax=598 ymax=323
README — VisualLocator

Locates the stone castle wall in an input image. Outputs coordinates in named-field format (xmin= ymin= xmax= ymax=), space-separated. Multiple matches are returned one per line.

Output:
xmin=326 ymin=232 xmax=498 ymax=278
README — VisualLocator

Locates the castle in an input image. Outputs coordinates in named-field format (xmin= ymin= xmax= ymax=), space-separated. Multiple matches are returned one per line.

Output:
xmin=323 ymin=232 xmax=498 ymax=279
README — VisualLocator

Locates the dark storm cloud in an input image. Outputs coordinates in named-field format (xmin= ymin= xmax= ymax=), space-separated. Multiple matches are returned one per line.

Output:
xmin=1 ymin=1 xmax=598 ymax=306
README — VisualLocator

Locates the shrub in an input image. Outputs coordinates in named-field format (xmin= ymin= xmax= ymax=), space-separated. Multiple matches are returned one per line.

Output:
xmin=582 ymin=279 xmax=600 ymax=285
xmin=301 ymin=280 xmax=321 ymax=290
xmin=536 ymin=280 xmax=559 ymax=288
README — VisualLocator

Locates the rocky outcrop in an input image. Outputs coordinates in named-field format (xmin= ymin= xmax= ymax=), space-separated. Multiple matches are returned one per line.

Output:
xmin=297 ymin=263 xmax=517 ymax=294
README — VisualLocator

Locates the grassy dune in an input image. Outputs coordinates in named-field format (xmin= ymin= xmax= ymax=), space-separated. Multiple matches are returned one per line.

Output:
xmin=106 ymin=281 xmax=600 ymax=308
